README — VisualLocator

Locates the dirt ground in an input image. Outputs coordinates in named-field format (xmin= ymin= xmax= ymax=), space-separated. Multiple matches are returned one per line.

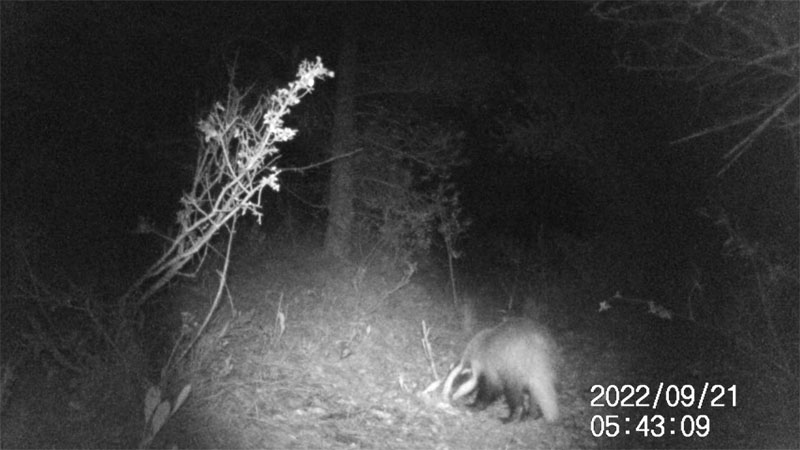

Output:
xmin=1 ymin=248 xmax=797 ymax=449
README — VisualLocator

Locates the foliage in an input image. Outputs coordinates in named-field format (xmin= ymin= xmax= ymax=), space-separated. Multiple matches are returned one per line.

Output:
xmin=700 ymin=206 xmax=798 ymax=376
xmin=592 ymin=0 xmax=799 ymax=175
xmin=600 ymin=205 xmax=798 ymax=378
xmin=4 ymin=58 xmax=333 ymax=448
xmin=123 ymin=58 xmax=333 ymax=308
xmin=352 ymin=108 xmax=467 ymax=271
xmin=129 ymin=57 xmax=332 ymax=446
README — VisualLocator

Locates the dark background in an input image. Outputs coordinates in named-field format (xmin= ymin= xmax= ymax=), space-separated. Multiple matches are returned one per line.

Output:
xmin=1 ymin=2 xmax=796 ymax=336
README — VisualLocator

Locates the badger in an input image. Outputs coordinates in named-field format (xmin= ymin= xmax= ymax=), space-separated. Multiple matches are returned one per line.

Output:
xmin=442 ymin=317 xmax=559 ymax=423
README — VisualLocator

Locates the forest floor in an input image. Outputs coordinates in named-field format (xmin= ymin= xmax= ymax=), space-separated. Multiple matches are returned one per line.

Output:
xmin=1 ymin=241 xmax=797 ymax=449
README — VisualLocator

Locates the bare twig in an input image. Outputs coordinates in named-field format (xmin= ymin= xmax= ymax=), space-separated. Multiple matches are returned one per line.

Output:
xmin=592 ymin=1 xmax=799 ymax=174
xmin=717 ymin=88 xmax=799 ymax=176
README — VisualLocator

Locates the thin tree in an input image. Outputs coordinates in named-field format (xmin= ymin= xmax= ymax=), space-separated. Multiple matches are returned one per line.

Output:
xmin=324 ymin=20 xmax=358 ymax=259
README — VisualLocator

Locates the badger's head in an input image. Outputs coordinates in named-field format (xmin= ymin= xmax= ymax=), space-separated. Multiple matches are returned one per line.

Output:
xmin=442 ymin=361 xmax=477 ymax=402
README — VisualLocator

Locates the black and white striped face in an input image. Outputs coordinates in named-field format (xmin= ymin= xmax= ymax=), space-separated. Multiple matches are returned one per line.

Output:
xmin=443 ymin=361 xmax=479 ymax=401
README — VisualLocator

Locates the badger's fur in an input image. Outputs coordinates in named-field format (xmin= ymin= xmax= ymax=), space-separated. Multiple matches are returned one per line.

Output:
xmin=442 ymin=317 xmax=559 ymax=423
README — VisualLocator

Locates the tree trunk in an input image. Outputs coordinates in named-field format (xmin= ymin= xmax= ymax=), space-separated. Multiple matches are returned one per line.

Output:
xmin=323 ymin=24 xmax=357 ymax=259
